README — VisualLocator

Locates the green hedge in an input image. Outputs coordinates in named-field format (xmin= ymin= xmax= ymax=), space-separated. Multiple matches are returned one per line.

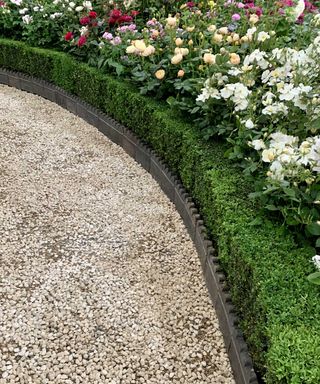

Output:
xmin=1 ymin=38 xmax=319 ymax=383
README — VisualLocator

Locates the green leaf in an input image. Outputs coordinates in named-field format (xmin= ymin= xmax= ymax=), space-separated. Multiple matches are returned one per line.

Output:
xmin=306 ymin=222 xmax=320 ymax=236
xmin=266 ymin=204 xmax=278 ymax=211
xmin=249 ymin=216 xmax=263 ymax=226
xmin=316 ymin=238 xmax=320 ymax=248
xmin=307 ymin=271 xmax=320 ymax=285
xmin=190 ymin=106 xmax=200 ymax=114
xmin=249 ymin=191 xmax=262 ymax=199
xmin=166 ymin=96 xmax=176 ymax=106
xmin=283 ymin=188 xmax=296 ymax=198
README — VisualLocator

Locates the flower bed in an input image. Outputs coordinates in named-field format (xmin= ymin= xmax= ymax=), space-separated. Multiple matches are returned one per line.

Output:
xmin=1 ymin=38 xmax=320 ymax=384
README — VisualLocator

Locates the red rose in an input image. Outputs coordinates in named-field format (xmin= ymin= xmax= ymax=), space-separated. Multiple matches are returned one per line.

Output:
xmin=77 ymin=35 xmax=87 ymax=47
xmin=89 ymin=10 xmax=97 ymax=18
xmin=110 ymin=9 xmax=122 ymax=19
xmin=296 ymin=13 xmax=304 ymax=23
xmin=255 ymin=7 xmax=263 ymax=16
xmin=118 ymin=15 xmax=133 ymax=24
xmin=108 ymin=17 xmax=117 ymax=25
xmin=131 ymin=10 xmax=139 ymax=17
xmin=80 ymin=16 xmax=90 ymax=25
xmin=64 ymin=31 xmax=73 ymax=41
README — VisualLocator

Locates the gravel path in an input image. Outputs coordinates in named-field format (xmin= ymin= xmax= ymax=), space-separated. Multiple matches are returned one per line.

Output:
xmin=0 ymin=84 xmax=235 ymax=384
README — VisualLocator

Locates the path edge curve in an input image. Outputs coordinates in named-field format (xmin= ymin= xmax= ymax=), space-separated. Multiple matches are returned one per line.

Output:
xmin=0 ymin=68 xmax=259 ymax=384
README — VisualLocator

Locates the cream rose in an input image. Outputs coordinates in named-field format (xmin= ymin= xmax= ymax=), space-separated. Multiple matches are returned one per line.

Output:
xmin=171 ymin=54 xmax=183 ymax=64
xmin=213 ymin=33 xmax=223 ymax=43
xmin=229 ymin=53 xmax=241 ymax=65
xmin=166 ymin=16 xmax=177 ymax=28
xmin=126 ymin=45 xmax=137 ymax=54
xmin=175 ymin=47 xmax=189 ymax=56
xmin=218 ymin=27 xmax=229 ymax=35
xmin=207 ymin=24 xmax=217 ymax=33
xmin=186 ymin=26 xmax=195 ymax=32
xmin=134 ymin=40 xmax=147 ymax=52
xmin=249 ymin=14 xmax=259 ymax=24
xmin=141 ymin=45 xmax=155 ymax=57
xmin=175 ymin=38 xmax=183 ymax=46
xmin=155 ymin=69 xmax=165 ymax=80
xmin=203 ymin=53 xmax=216 ymax=65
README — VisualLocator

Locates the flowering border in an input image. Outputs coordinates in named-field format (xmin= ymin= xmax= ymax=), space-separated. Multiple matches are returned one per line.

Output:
xmin=0 ymin=68 xmax=258 ymax=384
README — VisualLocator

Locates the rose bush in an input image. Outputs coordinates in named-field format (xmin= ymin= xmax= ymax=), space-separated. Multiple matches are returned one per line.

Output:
xmin=1 ymin=0 xmax=319 ymax=272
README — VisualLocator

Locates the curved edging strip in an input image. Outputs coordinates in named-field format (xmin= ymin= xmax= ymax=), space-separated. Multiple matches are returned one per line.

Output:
xmin=0 ymin=69 xmax=259 ymax=384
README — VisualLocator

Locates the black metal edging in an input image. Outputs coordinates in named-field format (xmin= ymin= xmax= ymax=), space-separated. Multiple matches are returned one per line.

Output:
xmin=0 ymin=69 xmax=259 ymax=384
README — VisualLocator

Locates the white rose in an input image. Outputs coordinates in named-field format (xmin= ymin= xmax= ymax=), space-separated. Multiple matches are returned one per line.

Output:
xmin=250 ymin=139 xmax=265 ymax=151
xmin=312 ymin=255 xmax=320 ymax=270
xmin=262 ymin=148 xmax=276 ymax=162
xmin=83 ymin=1 xmax=92 ymax=10
xmin=245 ymin=119 xmax=254 ymax=129
xmin=257 ymin=31 xmax=271 ymax=42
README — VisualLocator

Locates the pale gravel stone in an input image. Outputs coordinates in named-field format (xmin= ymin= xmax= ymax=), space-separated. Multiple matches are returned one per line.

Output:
xmin=0 ymin=84 xmax=235 ymax=384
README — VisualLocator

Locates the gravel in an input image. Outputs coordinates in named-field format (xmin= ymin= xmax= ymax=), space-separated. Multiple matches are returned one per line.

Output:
xmin=0 ymin=84 xmax=235 ymax=384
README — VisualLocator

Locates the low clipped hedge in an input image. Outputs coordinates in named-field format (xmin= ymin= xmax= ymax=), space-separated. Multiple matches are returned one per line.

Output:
xmin=1 ymin=38 xmax=319 ymax=383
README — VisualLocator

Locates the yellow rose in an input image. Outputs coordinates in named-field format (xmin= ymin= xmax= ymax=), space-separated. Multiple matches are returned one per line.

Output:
xmin=171 ymin=53 xmax=183 ymax=64
xmin=213 ymin=33 xmax=223 ymax=43
xmin=229 ymin=53 xmax=241 ymax=65
xmin=177 ymin=69 xmax=185 ymax=78
xmin=188 ymin=39 xmax=193 ymax=46
xmin=126 ymin=45 xmax=136 ymax=54
xmin=155 ymin=69 xmax=165 ymax=80
xmin=175 ymin=37 xmax=183 ymax=46
xmin=226 ymin=36 xmax=233 ymax=43
xmin=203 ymin=53 xmax=216 ymax=65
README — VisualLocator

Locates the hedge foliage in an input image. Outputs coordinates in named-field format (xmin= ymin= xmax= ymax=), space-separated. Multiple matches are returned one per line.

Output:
xmin=0 ymin=38 xmax=319 ymax=383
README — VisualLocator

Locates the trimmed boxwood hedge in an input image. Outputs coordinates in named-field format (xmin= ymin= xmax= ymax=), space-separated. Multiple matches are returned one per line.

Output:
xmin=1 ymin=38 xmax=319 ymax=383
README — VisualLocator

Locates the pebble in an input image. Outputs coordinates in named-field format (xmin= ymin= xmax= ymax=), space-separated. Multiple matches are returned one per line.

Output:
xmin=0 ymin=85 xmax=235 ymax=383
